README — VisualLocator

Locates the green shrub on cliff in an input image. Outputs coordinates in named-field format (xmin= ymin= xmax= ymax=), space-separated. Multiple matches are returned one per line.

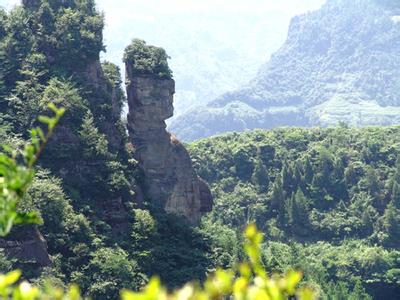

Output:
xmin=123 ymin=39 xmax=173 ymax=80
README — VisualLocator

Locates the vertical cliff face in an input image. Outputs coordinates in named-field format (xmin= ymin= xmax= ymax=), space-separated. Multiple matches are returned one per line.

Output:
xmin=125 ymin=40 xmax=212 ymax=222
xmin=0 ymin=1 xmax=135 ymax=268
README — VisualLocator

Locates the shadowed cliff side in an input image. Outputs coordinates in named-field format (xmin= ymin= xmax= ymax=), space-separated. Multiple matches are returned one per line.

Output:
xmin=124 ymin=40 xmax=213 ymax=223
xmin=0 ymin=227 xmax=51 ymax=268
xmin=0 ymin=0 xmax=138 ymax=275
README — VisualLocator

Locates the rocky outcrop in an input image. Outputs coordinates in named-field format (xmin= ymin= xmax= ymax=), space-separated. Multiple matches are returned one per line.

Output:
xmin=83 ymin=61 xmax=125 ymax=152
xmin=0 ymin=227 xmax=51 ymax=267
xmin=126 ymin=58 xmax=213 ymax=222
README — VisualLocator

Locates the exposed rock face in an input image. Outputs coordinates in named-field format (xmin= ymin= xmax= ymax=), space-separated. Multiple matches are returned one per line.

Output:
xmin=83 ymin=61 xmax=125 ymax=152
xmin=126 ymin=70 xmax=213 ymax=222
xmin=0 ymin=227 xmax=51 ymax=267
xmin=41 ymin=60 xmax=133 ymax=236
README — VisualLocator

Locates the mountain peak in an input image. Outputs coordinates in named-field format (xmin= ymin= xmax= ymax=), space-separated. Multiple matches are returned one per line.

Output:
xmin=170 ymin=0 xmax=400 ymax=141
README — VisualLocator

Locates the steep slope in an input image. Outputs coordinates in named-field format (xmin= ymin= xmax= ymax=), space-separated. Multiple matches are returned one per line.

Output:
xmin=0 ymin=0 xmax=137 ymax=277
xmin=124 ymin=40 xmax=212 ymax=223
xmin=170 ymin=0 xmax=400 ymax=141
xmin=0 ymin=1 xmax=213 ymax=296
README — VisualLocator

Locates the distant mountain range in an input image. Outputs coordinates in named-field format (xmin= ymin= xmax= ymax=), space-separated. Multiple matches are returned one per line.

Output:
xmin=100 ymin=10 xmax=298 ymax=117
xmin=169 ymin=0 xmax=400 ymax=141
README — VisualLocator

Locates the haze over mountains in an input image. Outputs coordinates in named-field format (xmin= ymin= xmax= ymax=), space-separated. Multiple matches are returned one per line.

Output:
xmin=170 ymin=0 xmax=400 ymax=141
xmin=1 ymin=1 xmax=400 ymax=298
xmin=0 ymin=0 xmax=326 ymax=117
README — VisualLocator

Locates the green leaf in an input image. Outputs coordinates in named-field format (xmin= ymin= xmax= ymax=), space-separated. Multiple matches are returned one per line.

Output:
xmin=14 ymin=212 xmax=43 ymax=226
xmin=37 ymin=115 xmax=52 ymax=125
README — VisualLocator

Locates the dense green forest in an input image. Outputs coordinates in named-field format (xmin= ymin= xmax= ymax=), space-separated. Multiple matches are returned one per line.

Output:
xmin=0 ymin=0 xmax=399 ymax=299
xmin=188 ymin=126 xmax=400 ymax=299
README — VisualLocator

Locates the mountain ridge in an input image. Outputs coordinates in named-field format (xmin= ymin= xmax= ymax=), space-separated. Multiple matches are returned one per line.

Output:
xmin=170 ymin=0 xmax=400 ymax=141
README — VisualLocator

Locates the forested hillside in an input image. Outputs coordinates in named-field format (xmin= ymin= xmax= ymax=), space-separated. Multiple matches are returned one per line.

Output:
xmin=0 ymin=1 xmax=212 ymax=298
xmin=171 ymin=0 xmax=400 ymax=141
xmin=0 ymin=1 xmax=399 ymax=300
xmin=188 ymin=126 xmax=400 ymax=299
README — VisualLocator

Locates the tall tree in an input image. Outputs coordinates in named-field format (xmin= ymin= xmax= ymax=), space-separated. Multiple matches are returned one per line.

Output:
xmin=270 ymin=177 xmax=285 ymax=224
xmin=365 ymin=166 xmax=380 ymax=196
xmin=293 ymin=161 xmax=303 ymax=190
xmin=303 ymin=156 xmax=314 ymax=184
xmin=382 ymin=202 xmax=400 ymax=246
xmin=391 ymin=181 xmax=400 ymax=209
xmin=284 ymin=189 xmax=309 ymax=235
xmin=282 ymin=162 xmax=293 ymax=192
xmin=251 ymin=156 xmax=269 ymax=192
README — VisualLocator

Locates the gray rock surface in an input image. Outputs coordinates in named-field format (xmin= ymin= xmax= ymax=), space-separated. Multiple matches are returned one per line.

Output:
xmin=0 ymin=227 xmax=51 ymax=267
xmin=126 ymin=69 xmax=212 ymax=222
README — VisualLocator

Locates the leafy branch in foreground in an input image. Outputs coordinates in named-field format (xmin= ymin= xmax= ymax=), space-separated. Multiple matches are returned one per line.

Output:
xmin=0 ymin=269 xmax=81 ymax=300
xmin=122 ymin=224 xmax=314 ymax=300
xmin=0 ymin=103 xmax=65 ymax=237
xmin=0 ymin=224 xmax=314 ymax=300
xmin=0 ymin=103 xmax=314 ymax=299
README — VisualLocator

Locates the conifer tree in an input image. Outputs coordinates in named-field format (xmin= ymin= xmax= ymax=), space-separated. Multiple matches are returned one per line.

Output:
xmin=270 ymin=177 xmax=285 ymax=224
xmin=8 ymin=71 xmax=43 ymax=132
xmin=382 ymin=202 xmax=400 ymax=245
xmin=293 ymin=189 xmax=309 ymax=233
xmin=293 ymin=161 xmax=303 ymax=189
xmin=361 ymin=209 xmax=374 ymax=235
xmin=284 ymin=193 xmax=295 ymax=229
xmin=365 ymin=166 xmax=379 ymax=196
xmin=282 ymin=162 xmax=293 ymax=192
xmin=284 ymin=189 xmax=309 ymax=235
xmin=348 ymin=280 xmax=372 ymax=300
xmin=320 ymin=153 xmax=332 ymax=189
xmin=344 ymin=163 xmax=358 ymax=187
xmin=393 ymin=156 xmax=400 ymax=183
xmin=332 ymin=158 xmax=348 ymax=201
xmin=333 ymin=158 xmax=345 ymax=179
xmin=79 ymin=112 xmax=109 ymax=158
xmin=391 ymin=181 xmax=400 ymax=209
xmin=303 ymin=156 xmax=314 ymax=184
xmin=251 ymin=157 xmax=269 ymax=192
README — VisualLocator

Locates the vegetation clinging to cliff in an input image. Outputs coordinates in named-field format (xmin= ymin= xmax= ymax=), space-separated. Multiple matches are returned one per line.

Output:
xmin=124 ymin=39 xmax=173 ymax=79
xmin=1 ymin=0 xmax=399 ymax=299
xmin=0 ymin=1 xmax=206 ymax=298
xmin=0 ymin=119 xmax=313 ymax=299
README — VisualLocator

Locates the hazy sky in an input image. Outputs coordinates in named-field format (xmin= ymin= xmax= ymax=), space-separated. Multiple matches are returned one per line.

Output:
xmin=0 ymin=0 xmax=326 ymax=19
xmin=97 ymin=0 xmax=326 ymax=60
xmin=0 ymin=0 xmax=326 ymax=63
